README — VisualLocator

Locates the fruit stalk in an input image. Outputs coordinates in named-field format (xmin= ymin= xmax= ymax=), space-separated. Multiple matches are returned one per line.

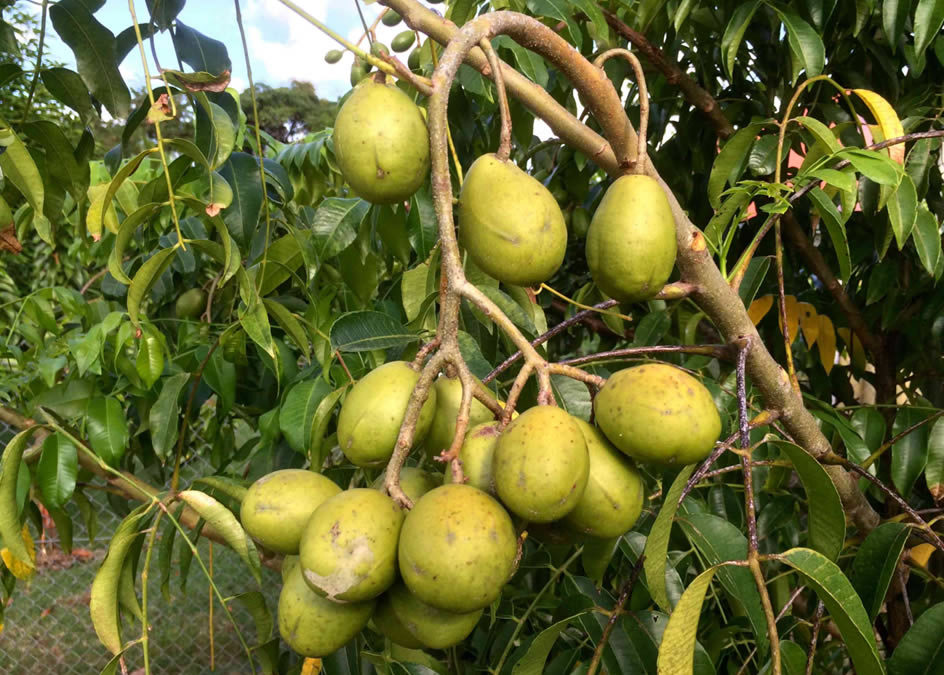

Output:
xmin=593 ymin=48 xmax=649 ymax=173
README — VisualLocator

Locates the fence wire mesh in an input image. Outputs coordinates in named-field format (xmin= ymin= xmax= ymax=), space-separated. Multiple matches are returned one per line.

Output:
xmin=0 ymin=421 xmax=282 ymax=675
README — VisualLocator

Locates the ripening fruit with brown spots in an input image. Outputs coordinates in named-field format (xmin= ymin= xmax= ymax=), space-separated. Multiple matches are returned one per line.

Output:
xmin=493 ymin=406 xmax=589 ymax=522
xmin=424 ymin=375 xmax=496 ymax=458
xmin=444 ymin=421 xmax=500 ymax=493
xmin=594 ymin=363 xmax=721 ymax=466
xmin=373 ymin=582 xmax=483 ymax=649
xmin=371 ymin=466 xmax=441 ymax=505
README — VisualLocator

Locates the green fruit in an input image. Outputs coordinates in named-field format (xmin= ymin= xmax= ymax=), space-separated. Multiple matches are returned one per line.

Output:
xmin=408 ymin=45 xmax=422 ymax=71
xmin=494 ymin=406 xmax=589 ymax=522
xmin=594 ymin=363 xmax=721 ymax=466
xmin=424 ymin=375 xmax=495 ymax=458
xmin=375 ymin=583 xmax=483 ymax=649
xmin=281 ymin=555 xmax=299 ymax=582
xmin=278 ymin=564 xmax=374 ymax=657
xmin=563 ymin=419 xmax=645 ymax=538
xmin=444 ymin=421 xmax=499 ymax=493
xmin=333 ymin=79 xmax=430 ymax=204
xmin=324 ymin=49 xmax=343 ymax=64
xmin=571 ymin=206 xmax=590 ymax=238
xmin=586 ymin=174 xmax=677 ymax=302
xmin=391 ymin=30 xmax=415 ymax=53
xmin=174 ymin=288 xmax=206 ymax=319
xmin=299 ymin=488 xmax=404 ymax=602
xmin=370 ymin=41 xmax=389 ymax=58
xmin=399 ymin=484 xmax=517 ymax=612
xmin=382 ymin=10 xmax=402 ymax=26
xmin=350 ymin=63 xmax=368 ymax=86
xmin=337 ymin=361 xmax=437 ymax=467
xmin=459 ymin=153 xmax=567 ymax=286
xmin=240 ymin=469 xmax=341 ymax=554
xmin=371 ymin=466 xmax=441 ymax=504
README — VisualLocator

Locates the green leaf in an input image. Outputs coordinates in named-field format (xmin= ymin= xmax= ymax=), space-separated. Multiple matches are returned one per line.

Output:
xmin=883 ymin=0 xmax=910 ymax=51
xmin=330 ymin=310 xmax=417 ymax=352
xmin=49 ymin=0 xmax=130 ymax=119
xmin=47 ymin=506 xmax=73 ymax=555
xmin=807 ymin=187 xmax=852 ymax=282
xmin=773 ymin=8 xmax=825 ymax=81
xmin=41 ymin=67 xmax=96 ymax=124
xmin=408 ymin=184 xmax=437 ymax=260
xmin=196 ymin=98 xmax=236 ymax=170
xmin=311 ymin=197 xmax=368 ymax=259
xmin=512 ymin=614 xmax=588 ymax=675
xmin=643 ymin=464 xmax=695 ymax=612
xmin=888 ymin=601 xmax=944 ymax=675
xmin=888 ymin=174 xmax=918 ymax=249
xmin=0 ymin=428 xmax=43 ymax=566
xmin=927 ymin=417 xmax=944 ymax=502
xmin=581 ymin=536 xmax=619 ymax=585
xmin=849 ymin=522 xmax=911 ymax=621
xmin=178 ymin=490 xmax=261 ymax=583
xmin=797 ymin=116 xmax=843 ymax=154
xmin=128 ymin=247 xmax=177 ymax=327
xmin=657 ymin=566 xmax=718 ymax=675
xmin=229 ymin=591 xmax=273 ymax=645
xmin=839 ymin=148 xmax=902 ymax=185
xmin=202 ymin=348 xmax=236 ymax=416
xmin=255 ymin=232 xmax=306 ymax=296
xmin=912 ymin=205 xmax=942 ymax=276
xmin=136 ymin=331 xmax=164 ymax=390
xmin=86 ymin=397 xmax=128 ymax=467
xmin=172 ymin=22 xmax=232 ymax=75
xmin=219 ymin=152 xmax=263 ymax=246
xmin=780 ymin=548 xmax=884 ymax=675
xmin=891 ymin=406 xmax=931 ymax=499
xmin=708 ymin=124 xmax=762 ymax=209
xmin=773 ymin=441 xmax=845 ymax=560
xmin=851 ymin=407 xmax=887 ymax=452
xmin=0 ymin=116 xmax=48 ymax=243
xmin=107 ymin=203 xmax=161 ymax=284
xmin=526 ymin=0 xmax=583 ymax=49
xmin=239 ymin=294 xmax=277 ymax=363
xmin=307 ymin=386 xmax=347 ymax=469
xmin=264 ymin=298 xmax=310 ymax=358
xmin=721 ymin=1 xmax=761 ymax=80
xmin=278 ymin=379 xmax=333 ymax=455
xmin=148 ymin=373 xmax=190 ymax=462
xmin=915 ymin=0 xmax=944 ymax=58
xmin=549 ymin=374 xmax=591 ymax=421
xmin=475 ymin=285 xmax=536 ymax=336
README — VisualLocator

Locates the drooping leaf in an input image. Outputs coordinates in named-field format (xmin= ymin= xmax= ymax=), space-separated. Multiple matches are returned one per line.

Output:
xmin=0 ymin=428 xmax=43 ymax=566
xmin=721 ymin=1 xmax=762 ymax=80
xmin=0 ymin=117 xmax=48 ymax=242
xmin=708 ymin=123 xmax=763 ymax=208
xmin=914 ymin=0 xmax=944 ymax=58
xmin=127 ymin=247 xmax=178 ymax=327
xmin=773 ymin=8 xmax=825 ymax=81
xmin=37 ymin=433 xmax=78 ymax=509
xmin=177 ymin=490 xmax=261 ymax=583
xmin=927 ymin=417 xmax=944 ymax=502
xmin=887 ymin=174 xmax=918 ymax=249
xmin=330 ymin=311 xmax=418 ymax=352
xmin=807 ymin=187 xmax=852 ymax=281
xmin=278 ymin=379 xmax=333 ymax=456
xmin=851 ymin=89 xmax=906 ymax=163
xmin=219 ymin=152 xmax=263 ymax=246
xmin=656 ymin=566 xmax=718 ymax=675
xmin=891 ymin=406 xmax=931 ymax=498
xmin=887 ymin=601 xmax=944 ymax=675
xmin=311 ymin=197 xmax=368 ymax=260
xmin=148 ymin=373 xmax=190 ymax=462
xmin=849 ymin=522 xmax=911 ymax=621
xmin=643 ymin=465 xmax=695 ymax=612
xmin=172 ymin=21 xmax=232 ymax=75
xmin=912 ymin=205 xmax=942 ymax=276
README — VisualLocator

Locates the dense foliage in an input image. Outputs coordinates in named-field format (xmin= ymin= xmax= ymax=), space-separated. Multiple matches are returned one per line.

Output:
xmin=1 ymin=0 xmax=943 ymax=674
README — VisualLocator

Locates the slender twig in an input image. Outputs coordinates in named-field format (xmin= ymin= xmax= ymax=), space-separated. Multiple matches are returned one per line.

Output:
xmin=558 ymin=343 xmax=735 ymax=368
xmin=170 ymin=339 xmax=220 ymax=494
xmin=805 ymin=601 xmax=825 ymax=675
xmin=353 ymin=0 xmax=374 ymax=47
xmin=593 ymin=48 xmax=648 ymax=171
xmin=139 ymin=509 xmax=163 ymax=675
xmin=587 ymin=555 xmax=645 ymax=675
xmin=862 ymin=410 xmax=944 ymax=469
xmin=774 ymin=220 xmax=799 ymax=395
xmin=479 ymin=38 xmax=512 ymax=160
xmin=19 ymin=0 xmax=48 ymax=125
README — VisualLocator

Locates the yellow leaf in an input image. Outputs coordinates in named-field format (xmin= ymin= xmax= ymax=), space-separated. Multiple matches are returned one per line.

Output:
xmin=747 ymin=295 xmax=773 ymax=325
xmin=837 ymin=326 xmax=867 ymax=371
xmin=852 ymin=89 xmax=905 ymax=164
xmin=797 ymin=302 xmax=819 ymax=347
xmin=86 ymin=184 xmax=119 ymax=240
xmin=0 ymin=524 xmax=36 ymax=580
xmin=909 ymin=543 xmax=935 ymax=569
xmin=777 ymin=295 xmax=800 ymax=345
xmin=301 ymin=658 xmax=322 ymax=675
xmin=817 ymin=314 xmax=836 ymax=374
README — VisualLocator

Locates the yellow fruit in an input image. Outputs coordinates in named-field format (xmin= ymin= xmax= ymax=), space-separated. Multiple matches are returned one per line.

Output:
xmin=333 ymin=79 xmax=430 ymax=204
xmin=424 ymin=375 xmax=495 ymax=458
xmin=374 ymin=582 xmax=483 ymax=649
xmin=371 ymin=466 xmax=441 ymax=504
xmin=594 ymin=363 xmax=721 ymax=465
xmin=399 ymin=484 xmax=517 ymax=612
xmin=281 ymin=555 xmax=299 ymax=582
xmin=337 ymin=361 xmax=437 ymax=468
xmin=443 ymin=421 xmax=500 ymax=493
xmin=563 ymin=419 xmax=645 ymax=538
xmin=278 ymin=564 xmax=374 ymax=657
xmin=240 ymin=469 xmax=341 ymax=554
xmin=494 ymin=406 xmax=589 ymax=522
xmin=299 ymin=488 xmax=404 ymax=602
xmin=459 ymin=154 xmax=567 ymax=286
xmin=586 ymin=174 xmax=677 ymax=302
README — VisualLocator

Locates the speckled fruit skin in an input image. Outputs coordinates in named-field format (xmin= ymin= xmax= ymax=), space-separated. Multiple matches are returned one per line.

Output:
xmin=277 ymin=564 xmax=374 ymax=657
xmin=281 ymin=555 xmax=299 ymax=582
xmin=375 ymin=582 xmax=483 ymax=649
xmin=337 ymin=361 xmax=437 ymax=468
xmin=586 ymin=174 xmax=677 ymax=302
xmin=424 ymin=376 xmax=495 ymax=458
xmin=333 ymin=79 xmax=429 ymax=204
xmin=299 ymin=488 xmax=404 ymax=602
xmin=595 ymin=363 xmax=721 ymax=466
xmin=398 ymin=484 xmax=517 ymax=613
xmin=444 ymin=421 xmax=500 ymax=493
xmin=459 ymin=153 xmax=567 ymax=286
xmin=239 ymin=469 xmax=341 ymax=554
xmin=494 ymin=406 xmax=589 ymax=523
xmin=564 ymin=419 xmax=645 ymax=538
xmin=371 ymin=466 xmax=441 ymax=505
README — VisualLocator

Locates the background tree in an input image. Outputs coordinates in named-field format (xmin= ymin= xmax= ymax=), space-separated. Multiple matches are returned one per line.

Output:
xmin=240 ymin=80 xmax=337 ymax=143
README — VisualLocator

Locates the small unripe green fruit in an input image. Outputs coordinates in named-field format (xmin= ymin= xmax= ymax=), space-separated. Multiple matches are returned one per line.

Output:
xmin=324 ymin=49 xmax=344 ymax=64
xmin=571 ymin=206 xmax=590 ymax=238
xmin=408 ymin=46 xmax=422 ymax=70
xmin=424 ymin=375 xmax=495 ymax=458
xmin=174 ymin=288 xmax=206 ymax=319
xmin=299 ymin=488 xmax=404 ymax=602
xmin=350 ymin=63 xmax=368 ymax=86
xmin=459 ymin=153 xmax=567 ymax=286
xmin=563 ymin=419 xmax=645 ymax=538
xmin=333 ymin=79 xmax=430 ymax=204
xmin=399 ymin=484 xmax=517 ymax=613
xmin=391 ymin=30 xmax=415 ymax=53
xmin=444 ymin=421 xmax=499 ymax=493
xmin=371 ymin=466 xmax=441 ymax=504
xmin=370 ymin=41 xmax=389 ymax=58
xmin=337 ymin=361 xmax=437 ymax=468
xmin=494 ymin=406 xmax=589 ymax=522
xmin=586 ymin=174 xmax=677 ymax=302
xmin=594 ymin=363 xmax=721 ymax=466
xmin=374 ymin=583 xmax=483 ymax=649
xmin=240 ymin=469 xmax=341 ymax=554
xmin=382 ymin=10 xmax=402 ymax=26
xmin=278 ymin=564 xmax=374 ymax=657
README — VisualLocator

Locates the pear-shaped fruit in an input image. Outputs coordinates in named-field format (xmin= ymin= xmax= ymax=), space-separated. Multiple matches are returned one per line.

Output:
xmin=240 ymin=469 xmax=341 ymax=554
xmin=595 ymin=363 xmax=721 ymax=466
xmin=337 ymin=361 xmax=437 ymax=467
xmin=424 ymin=375 xmax=496 ymax=458
xmin=371 ymin=466 xmax=441 ymax=505
xmin=494 ymin=406 xmax=589 ymax=522
xmin=374 ymin=583 xmax=483 ymax=649
xmin=278 ymin=564 xmax=374 ymax=657
xmin=586 ymin=174 xmax=677 ymax=302
xmin=459 ymin=153 xmax=567 ymax=286
xmin=443 ymin=421 xmax=499 ymax=493
xmin=563 ymin=419 xmax=645 ymax=538
xmin=399 ymin=484 xmax=517 ymax=613
xmin=333 ymin=78 xmax=430 ymax=204
xmin=299 ymin=488 xmax=404 ymax=602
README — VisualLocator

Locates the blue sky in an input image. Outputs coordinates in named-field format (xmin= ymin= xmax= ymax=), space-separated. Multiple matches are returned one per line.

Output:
xmin=37 ymin=0 xmax=433 ymax=101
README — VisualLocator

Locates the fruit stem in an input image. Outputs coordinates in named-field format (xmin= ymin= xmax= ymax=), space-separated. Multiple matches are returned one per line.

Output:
xmin=480 ymin=37 xmax=513 ymax=160
xmin=593 ymin=48 xmax=650 ymax=174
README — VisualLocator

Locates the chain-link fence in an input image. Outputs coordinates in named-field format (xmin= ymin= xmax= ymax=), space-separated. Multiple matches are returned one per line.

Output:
xmin=0 ymin=421 xmax=282 ymax=674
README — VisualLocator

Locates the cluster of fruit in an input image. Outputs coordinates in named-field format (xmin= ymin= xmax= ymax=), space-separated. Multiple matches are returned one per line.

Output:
xmin=240 ymin=359 xmax=721 ymax=657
